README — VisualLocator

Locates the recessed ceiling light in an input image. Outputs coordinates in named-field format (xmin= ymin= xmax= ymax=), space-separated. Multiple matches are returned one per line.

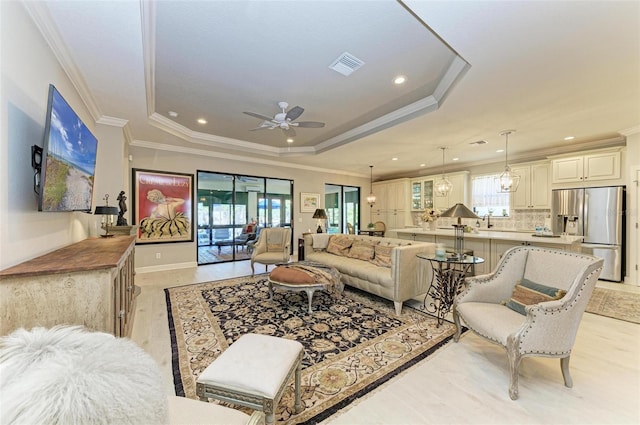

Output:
xmin=286 ymin=138 xmax=294 ymax=143
xmin=393 ymin=75 xmax=407 ymax=85
xmin=496 ymin=149 xmax=505 ymax=153
xmin=469 ymin=140 xmax=488 ymax=146
xmin=452 ymin=157 xmax=459 ymax=161
xmin=564 ymin=136 xmax=575 ymax=141
xmin=197 ymin=118 xmax=207 ymax=125
xmin=420 ymin=163 xmax=426 ymax=167
xmin=168 ymin=111 xmax=178 ymax=118
xmin=392 ymin=157 xmax=398 ymax=161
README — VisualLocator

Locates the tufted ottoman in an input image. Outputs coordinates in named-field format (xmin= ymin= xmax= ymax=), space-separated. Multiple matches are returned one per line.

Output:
xmin=196 ymin=333 xmax=303 ymax=424
xmin=268 ymin=261 xmax=342 ymax=314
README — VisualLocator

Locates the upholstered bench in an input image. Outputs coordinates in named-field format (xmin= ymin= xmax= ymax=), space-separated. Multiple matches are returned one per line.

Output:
xmin=268 ymin=261 xmax=342 ymax=314
xmin=196 ymin=333 xmax=304 ymax=424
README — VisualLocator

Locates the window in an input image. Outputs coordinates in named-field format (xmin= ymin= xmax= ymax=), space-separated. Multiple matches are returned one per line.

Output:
xmin=471 ymin=174 xmax=511 ymax=217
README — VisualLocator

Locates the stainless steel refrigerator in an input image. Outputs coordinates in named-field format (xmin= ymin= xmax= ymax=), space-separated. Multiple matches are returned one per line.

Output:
xmin=551 ymin=186 xmax=625 ymax=282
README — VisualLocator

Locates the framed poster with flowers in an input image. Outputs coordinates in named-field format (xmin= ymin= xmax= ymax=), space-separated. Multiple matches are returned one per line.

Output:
xmin=132 ymin=169 xmax=194 ymax=244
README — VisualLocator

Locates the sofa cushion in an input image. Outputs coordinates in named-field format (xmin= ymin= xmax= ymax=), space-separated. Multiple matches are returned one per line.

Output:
xmin=346 ymin=239 xmax=378 ymax=261
xmin=505 ymin=278 xmax=567 ymax=315
xmin=370 ymin=244 xmax=395 ymax=268
xmin=326 ymin=235 xmax=353 ymax=256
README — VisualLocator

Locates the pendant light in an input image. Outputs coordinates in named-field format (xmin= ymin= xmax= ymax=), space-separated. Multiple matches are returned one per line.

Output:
xmin=366 ymin=165 xmax=376 ymax=206
xmin=435 ymin=147 xmax=453 ymax=197
xmin=497 ymin=130 xmax=520 ymax=193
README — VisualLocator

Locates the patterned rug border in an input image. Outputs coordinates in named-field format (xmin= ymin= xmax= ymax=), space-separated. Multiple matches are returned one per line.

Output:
xmin=165 ymin=275 xmax=461 ymax=424
xmin=586 ymin=286 xmax=640 ymax=324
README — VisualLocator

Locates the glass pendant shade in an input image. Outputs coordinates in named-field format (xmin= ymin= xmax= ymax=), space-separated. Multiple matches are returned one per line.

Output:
xmin=498 ymin=165 xmax=521 ymax=193
xmin=435 ymin=177 xmax=453 ymax=197
xmin=496 ymin=130 xmax=520 ymax=193
xmin=435 ymin=147 xmax=452 ymax=197
xmin=367 ymin=165 xmax=376 ymax=206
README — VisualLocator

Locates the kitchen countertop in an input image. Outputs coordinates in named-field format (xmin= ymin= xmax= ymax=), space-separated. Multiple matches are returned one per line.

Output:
xmin=390 ymin=227 xmax=583 ymax=246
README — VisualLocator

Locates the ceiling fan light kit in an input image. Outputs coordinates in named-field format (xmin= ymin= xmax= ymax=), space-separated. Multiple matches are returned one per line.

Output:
xmin=244 ymin=101 xmax=325 ymax=139
xmin=496 ymin=130 xmax=521 ymax=193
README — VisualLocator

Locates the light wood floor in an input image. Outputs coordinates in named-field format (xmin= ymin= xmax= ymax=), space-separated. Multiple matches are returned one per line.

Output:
xmin=131 ymin=261 xmax=640 ymax=424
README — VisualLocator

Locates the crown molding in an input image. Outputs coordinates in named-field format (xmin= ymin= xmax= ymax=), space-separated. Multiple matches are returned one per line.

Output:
xmin=96 ymin=116 xmax=128 ymax=127
xmin=129 ymin=139 xmax=366 ymax=178
xmin=620 ymin=125 xmax=640 ymax=136
xmin=23 ymin=2 xmax=102 ymax=123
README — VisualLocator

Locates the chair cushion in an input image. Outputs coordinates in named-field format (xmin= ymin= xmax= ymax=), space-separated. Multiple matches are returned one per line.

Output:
xmin=346 ymin=239 xmax=378 ymax=260
xmin=267 ymin=243 xmax=284 ymax=252
xmin=456 ymin=303 xmax=526 ymax=345
xmin=505 ymin=278 xmax=567 ymax=315
xmin=326 ymin=235 xmax=352 ymax=256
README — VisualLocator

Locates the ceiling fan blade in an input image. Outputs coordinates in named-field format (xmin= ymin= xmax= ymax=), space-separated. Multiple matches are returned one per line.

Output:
xmin=282 ymin=127 xmax=296 ymax=137
xmin=285 ymin=106 xmax=304 ymax=121
xmin=294 ymin=121 xmax=325 ymax=128
xmin=243 ymin=111 xmax=274 ymax=121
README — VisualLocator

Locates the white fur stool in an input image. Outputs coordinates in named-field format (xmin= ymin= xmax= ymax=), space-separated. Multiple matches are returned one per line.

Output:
xmin=196 ymin=333 xmax=304 ymax=424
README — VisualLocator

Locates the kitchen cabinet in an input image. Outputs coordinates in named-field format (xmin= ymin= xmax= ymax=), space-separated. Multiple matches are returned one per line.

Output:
xmin=436 ymin=235 xmax=490 ymax=275
xmin=489 ymin=239 xmax=577 ymax=270
xmin=551 ymin=150 xmax=621 ymax=184
xmin=511 ymin=161 xmax=551 ymax=209
xmin=433 ymin=171 xmax=469 ymax=212
xmin=370 ymin=178 xmax=410 ymax=229
xmin=411 ymin=178 xmax=434 ymax=210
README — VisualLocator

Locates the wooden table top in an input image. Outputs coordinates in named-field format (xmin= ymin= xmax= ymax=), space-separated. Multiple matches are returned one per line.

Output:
xmin=0 ymin=236 xmax=135 ymax=278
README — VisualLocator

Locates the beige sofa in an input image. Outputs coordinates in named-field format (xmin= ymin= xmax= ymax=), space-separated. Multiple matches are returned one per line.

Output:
xmin=303 ymin=233 xmax=435 ymax=315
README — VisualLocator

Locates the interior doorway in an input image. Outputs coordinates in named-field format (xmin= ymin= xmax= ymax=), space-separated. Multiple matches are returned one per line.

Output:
xmin=325 ymin=184 xmax=360 ymax=234
xmin=197 ymin=172 xmax=293 ymax=265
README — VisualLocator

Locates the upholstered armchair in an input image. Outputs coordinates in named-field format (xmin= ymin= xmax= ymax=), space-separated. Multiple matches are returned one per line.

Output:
xmin=453 ymin=246 xmax=603 ymax=400
xmin=250 ymin=227 xmax=292 ymax=275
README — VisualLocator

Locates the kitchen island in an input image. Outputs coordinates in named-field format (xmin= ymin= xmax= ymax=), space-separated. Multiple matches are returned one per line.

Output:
xmin=388 ymin=227 xmax=583 ymax=274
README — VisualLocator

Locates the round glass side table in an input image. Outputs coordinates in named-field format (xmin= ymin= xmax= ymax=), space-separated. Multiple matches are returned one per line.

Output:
xmin=417 ymin=253 xmax=485 ymax=326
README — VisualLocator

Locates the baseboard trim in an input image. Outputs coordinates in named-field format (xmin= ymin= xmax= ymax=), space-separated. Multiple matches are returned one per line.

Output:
xmin=136 ymin=262 xmax=197 ymax=274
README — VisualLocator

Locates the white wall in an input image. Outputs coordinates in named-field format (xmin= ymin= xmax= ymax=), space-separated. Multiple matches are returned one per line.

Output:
xmin=129 ymin=146 xmax=369 ymax=270
xmin=624 ymin=132 xmax=639 ymax=285
xmin=0 ymin=2 xmax=95 ymax=268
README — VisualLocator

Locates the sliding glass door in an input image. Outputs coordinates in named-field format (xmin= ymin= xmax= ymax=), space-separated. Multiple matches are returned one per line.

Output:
xmin=325 ymin=184 xmax=360 ymax=234
xmin=197 ymin=172 xmax=292 ymax=265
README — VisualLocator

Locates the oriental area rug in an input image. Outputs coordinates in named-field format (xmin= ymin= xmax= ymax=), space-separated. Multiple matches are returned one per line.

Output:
xmin=586 ymin=287 xmax=640 ymax=324
xmin=165 ymin=275 xmax=457 ymax=424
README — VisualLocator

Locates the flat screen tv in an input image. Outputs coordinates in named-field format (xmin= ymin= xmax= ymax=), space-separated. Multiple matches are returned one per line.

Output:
xmin=38 ymin=84 xmax=98 ymax=212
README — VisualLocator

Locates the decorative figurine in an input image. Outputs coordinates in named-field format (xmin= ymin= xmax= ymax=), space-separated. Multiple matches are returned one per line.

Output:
xmin=117 ymin=190 xmax=128 ymax=226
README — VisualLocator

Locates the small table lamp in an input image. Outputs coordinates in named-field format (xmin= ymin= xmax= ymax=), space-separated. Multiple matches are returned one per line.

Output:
xmin=439 ymin=203 xmax=479 ymax=259
xmin=94 ymin=194 xmax=119 ymax=238
xmin=312 ymin=208 xmax=327 ymax=233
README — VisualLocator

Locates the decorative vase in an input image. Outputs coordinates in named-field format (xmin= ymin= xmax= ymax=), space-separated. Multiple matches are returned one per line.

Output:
xmin=422 ymin=222 xmax=429 ymax=230
xmin=429 ymin=221 xmax=437 ymax=230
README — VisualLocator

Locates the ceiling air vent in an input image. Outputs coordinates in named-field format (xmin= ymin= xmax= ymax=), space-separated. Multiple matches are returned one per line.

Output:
xmin=329 ymin=52 xmax=365 ymax=76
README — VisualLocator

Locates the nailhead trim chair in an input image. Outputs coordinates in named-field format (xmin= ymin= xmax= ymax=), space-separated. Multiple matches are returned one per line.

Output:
xmin=452 ymin=246 xmax=604 ymax=400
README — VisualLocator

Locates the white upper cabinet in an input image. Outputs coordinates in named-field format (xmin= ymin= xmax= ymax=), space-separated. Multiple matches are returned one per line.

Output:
xmin=433 ymin=171 xmax=469 ymax=211
xmin=511 ymin=161 xmax=551 ymax=209
xmin=552 ymin=150 xmax=620 ymax=184
xmin=410 ymin=178 xmax=434 ymax=210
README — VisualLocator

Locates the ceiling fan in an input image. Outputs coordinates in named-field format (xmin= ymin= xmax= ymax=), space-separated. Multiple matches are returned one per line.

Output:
xmin=243 ymin=101 xmax=325 ymax=137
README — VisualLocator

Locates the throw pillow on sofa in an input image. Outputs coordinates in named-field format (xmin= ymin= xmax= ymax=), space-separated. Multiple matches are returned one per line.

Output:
xmin=346 ymin=239 xmax=379 ymax=260
xmin=370 ymin=244 xmax=395 ymax=267
xmin=327 ymin=235 xmax=352 ymax=256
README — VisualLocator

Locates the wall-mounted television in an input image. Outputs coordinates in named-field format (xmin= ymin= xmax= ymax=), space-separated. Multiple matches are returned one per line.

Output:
xmin=37 ymin=84 xmax=98 ymax=212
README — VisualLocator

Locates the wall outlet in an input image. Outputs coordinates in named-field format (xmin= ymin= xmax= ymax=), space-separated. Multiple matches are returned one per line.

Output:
xmin=155 ymin=253 xmax=161 ymax=259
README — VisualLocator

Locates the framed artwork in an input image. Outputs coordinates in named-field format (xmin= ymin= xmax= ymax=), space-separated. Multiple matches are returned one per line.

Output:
xmin=300 ymin=192 xmax=320 ymax=212
xmin=132 ymin=169 xmax=194 ymax=244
